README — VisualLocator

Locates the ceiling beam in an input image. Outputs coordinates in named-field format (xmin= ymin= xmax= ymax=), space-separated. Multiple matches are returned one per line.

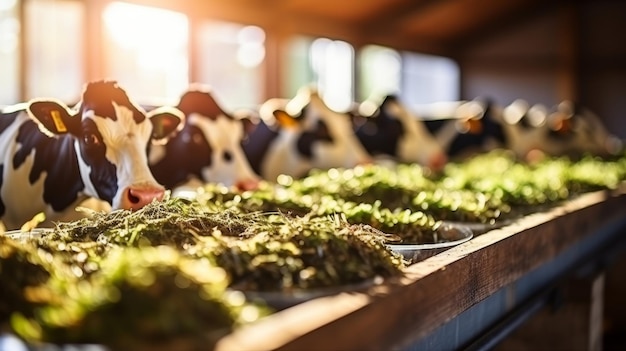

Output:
xmin=450 ymin=0 xmax=558 ymax=54
xmin=358 ymin=0 xmax=453 ymax=34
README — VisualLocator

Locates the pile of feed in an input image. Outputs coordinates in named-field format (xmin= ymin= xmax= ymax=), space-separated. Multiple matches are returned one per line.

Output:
xmin=193 ymin=150 xmax=626 ymax=238
xmin=1 ymin=198 xmax=405 ymax=350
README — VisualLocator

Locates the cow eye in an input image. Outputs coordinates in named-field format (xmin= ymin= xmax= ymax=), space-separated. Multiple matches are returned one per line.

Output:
xmin=223 ymin=150 xmax=233 ymax=162
xmin=83 ymin=133 xmax=100 ymax=146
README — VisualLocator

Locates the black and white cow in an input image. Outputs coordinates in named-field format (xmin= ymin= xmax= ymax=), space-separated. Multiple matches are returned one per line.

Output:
xmin=419 ymin=98 xmax=515 ymax=160
xmin=539 ymin=101 xmax=623 ymax=157
xmin=242 ymin=86 xmax=372 ymax=181
xmin=148 ymin=85 xmax=260 ymax=191
xmin=0 ymin=81 xmax=183 ymax=230
xmin=352 ymin=95 xmax=448 ymax=170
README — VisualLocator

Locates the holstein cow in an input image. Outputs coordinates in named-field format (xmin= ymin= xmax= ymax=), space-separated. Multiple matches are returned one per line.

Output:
xmin=539 ymin=101 xmax=622 ymax=157
xmin=500 ymin=99 xmax=553 ymax=160
xmin=351 ymin=95 xmax=448 ymax=171
xmin=242 ymin=86 xmax=372 ymax=181
xmin=501 ymin=99 xmax=623 ymax=160
xmin=148 ymin=85 xmax=260 ymax=191
xmin=414 ymin=98 xmax=508 ymax=160
xmin=0 ymin=81 xmax=183 ymax=230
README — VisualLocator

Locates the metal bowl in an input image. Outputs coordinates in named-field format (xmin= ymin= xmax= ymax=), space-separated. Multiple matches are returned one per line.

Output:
xmin=387 ymin=223 xmax=473 ymax=263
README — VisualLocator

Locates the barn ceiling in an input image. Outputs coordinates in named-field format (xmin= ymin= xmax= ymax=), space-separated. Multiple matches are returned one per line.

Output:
xmin=129 ymin=0 xmax=564 ymax=56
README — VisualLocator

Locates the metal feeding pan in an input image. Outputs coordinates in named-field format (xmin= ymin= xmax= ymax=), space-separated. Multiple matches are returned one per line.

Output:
xmin=387 ymin=223 xmax=473 ymax=264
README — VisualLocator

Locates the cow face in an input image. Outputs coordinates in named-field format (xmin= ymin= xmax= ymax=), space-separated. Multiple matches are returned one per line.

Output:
xmin=250 ymin=87 xmax=371 ymax=181
xmin=544 ymin=101 xmax=622 ymax=157
xmin=423 ymin=99 xmax=508 ymax=160
xmin=149 ymin=87 xmax=260 ymax=191
xmin=501 ymin=99 xmax=552 ymax=160
xmin=27 ymin=81 xmax=183 ymax=211
xmin=353 ymin=95 xmax=447 ymax=171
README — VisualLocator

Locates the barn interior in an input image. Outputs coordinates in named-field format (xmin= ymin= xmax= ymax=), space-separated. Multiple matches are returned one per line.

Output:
xmin=1 ymin=0 xmax=626 ymax=350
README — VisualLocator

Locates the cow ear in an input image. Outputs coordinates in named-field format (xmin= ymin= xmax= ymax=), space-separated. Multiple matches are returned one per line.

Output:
xmin=148 ymin=107 xmax=185 ymax=142
xmin=27 ymin=100 xmax=77 ymax=136
xmin=549 ymin=112 xmax=573 ymax=134
xmin=273 ymin=110 xmax=300 ymax=130
xmin=234 ymin=108 xmax=260 ymax=137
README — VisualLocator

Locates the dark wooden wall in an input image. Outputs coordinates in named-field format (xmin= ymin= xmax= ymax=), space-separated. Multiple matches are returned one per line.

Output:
xmin=459 ymin=1 xmax=626 ymax=138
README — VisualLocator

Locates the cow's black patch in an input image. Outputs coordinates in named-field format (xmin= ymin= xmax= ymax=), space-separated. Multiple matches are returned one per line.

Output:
xmin=354 ymin=96 xmax=404 ymax=157
xmin=0 ymin=110 xmax=20 ymax=134
xmin=242 ymin=120 xmax=279 ymax=176
xmin=425 ymin=102 xmax=506 ymax=158
xmin=151 ymin=125 xmax=213 ymax=189
xmin=177 ymin=90 xmax=231 ymax=120
xmin=0 ymin=164 xmax=4 ymax=219
xmin=13 ymin=120 xmax=84 ymax=211
xmin=297 ymin=120 xmax=334 ymax=158
xmin=79 ymin=119 xmax=118 ymax=203
xmin=81 ymin=81 xmax=145 ymax=124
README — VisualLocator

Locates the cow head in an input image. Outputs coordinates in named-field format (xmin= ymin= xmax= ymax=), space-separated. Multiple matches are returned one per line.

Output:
xmin=149 ymin=85 xmax=260 ymax=191
xmin=255 ymin=86 xmax=371 ymax=180
xmin=353 ymin=95 xmax=447 ymax=171
xmin=501 ymin=99 xmax=552 ymax=160
xmin=26 ymin=80 xmax=183 ymax=211
xmin=546 ymin=101 xmax=622 ymax=157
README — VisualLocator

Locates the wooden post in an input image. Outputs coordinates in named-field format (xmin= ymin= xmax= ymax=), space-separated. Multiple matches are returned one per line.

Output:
xmin=84 ymin=0 xmax=105 ymax=82
xmin=262 ymin=29 xmax=284 ymax=100
xmin=556 ymin=2 xmax=580 ymax=103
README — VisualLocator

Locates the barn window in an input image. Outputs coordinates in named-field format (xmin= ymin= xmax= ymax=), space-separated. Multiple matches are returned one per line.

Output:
xmin=358 ymin=45 xmax=402 ymax=101
xmin=102 ymin=2 xmax=188 ymax=103
xmin=360 ymin=46 xmax=460 ymax=110
xmin=311 ymin=38 xmax=354 ymax=112
xmin=0 ymin=0 xmax=19 ymax=104
xmin=284 ymin=36 xmax=355 ymax=112
xmin=399 ymin=52 xmax=460 ymax=111
xmin=25 ymin=0 xmax=84 ymax=102
xmin=283 ymin=36 xmax=316 ymax=99
xmin=197 ymin=20 xmax=265 ymax=110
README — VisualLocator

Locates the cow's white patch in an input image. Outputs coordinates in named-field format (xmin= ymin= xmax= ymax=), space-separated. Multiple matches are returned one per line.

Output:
xmin=306 ymin=93 xmax=371 ymax=169
xmin=261 ymin=130 xmax=311 ymax=181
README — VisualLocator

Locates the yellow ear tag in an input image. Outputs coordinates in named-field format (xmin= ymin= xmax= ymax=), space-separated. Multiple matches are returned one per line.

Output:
xmin=274 ymin=110 xmax=300 ymax=130
xmin=51 ymin=110 xmax=67 ymax=133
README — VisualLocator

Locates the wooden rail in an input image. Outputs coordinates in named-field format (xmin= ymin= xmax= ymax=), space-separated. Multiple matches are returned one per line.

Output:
xmin=216 ymin=189 xmax=626 ymax=351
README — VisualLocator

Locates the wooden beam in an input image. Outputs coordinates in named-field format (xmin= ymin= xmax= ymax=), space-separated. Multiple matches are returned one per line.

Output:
xmin=556 ymin=2 xmax=581 ymax=102
xmin=451 ymin=0 xmax=555 ymax=54
xmin=357 ymin=0 xmax=448 ymax=32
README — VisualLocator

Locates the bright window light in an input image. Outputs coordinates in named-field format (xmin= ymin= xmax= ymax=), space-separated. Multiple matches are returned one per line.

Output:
xmin=311 ymin=38 xmax=354 ymax=112
xmin=103 ymin=2 xmax=188 ymax=103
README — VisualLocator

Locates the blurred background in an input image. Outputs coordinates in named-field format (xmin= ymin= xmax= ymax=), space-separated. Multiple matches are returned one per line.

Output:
xmin=0 ymin=0 xmax=624 ymax=137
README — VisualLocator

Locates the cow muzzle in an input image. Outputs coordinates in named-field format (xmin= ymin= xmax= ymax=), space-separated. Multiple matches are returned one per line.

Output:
xmin=235 ymin=178 xmax=261 ymax=191
xmin=121 ymin=185 xmax=166 ymax=211
xmin=428 ymin=152 xmax=448 ymax=172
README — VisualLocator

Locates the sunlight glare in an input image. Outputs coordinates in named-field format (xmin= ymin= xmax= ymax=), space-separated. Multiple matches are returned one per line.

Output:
xmin=103 ymin=2 xmax=188 ymax=70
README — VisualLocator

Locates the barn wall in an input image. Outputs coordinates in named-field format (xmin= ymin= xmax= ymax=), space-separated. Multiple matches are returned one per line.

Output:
xmin=459 ymin=1 xmax=626 ymax=138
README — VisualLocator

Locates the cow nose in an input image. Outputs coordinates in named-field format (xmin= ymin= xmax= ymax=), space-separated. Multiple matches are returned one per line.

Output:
xmin=428 ymin=153 xmax=448 ymax=172
xmin=358 ymin=157 xmax=374 ymax=166
xmin=235 ymin=178 xmax=261 ymax=191
xmin=122 ymin=185 xmax=165 ymax=211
